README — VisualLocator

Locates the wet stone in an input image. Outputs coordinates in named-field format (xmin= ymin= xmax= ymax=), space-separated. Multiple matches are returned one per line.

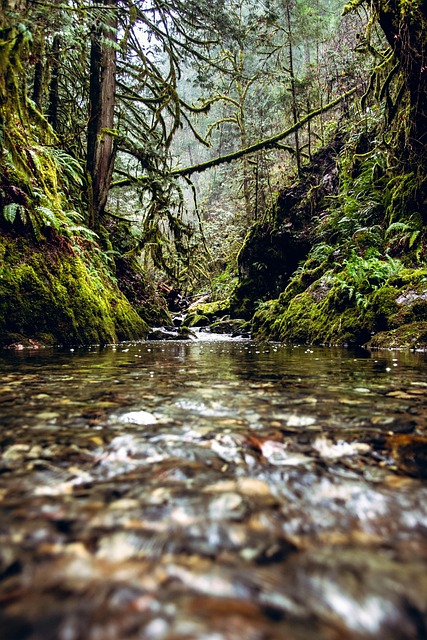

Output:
xmin=1 ymin=341 xmax=427 ymax=638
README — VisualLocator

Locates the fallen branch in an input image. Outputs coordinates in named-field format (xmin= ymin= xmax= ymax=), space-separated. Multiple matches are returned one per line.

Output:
xmin=171 ymin=87 xmax=358 ymax=177
xmin=111 ymin=87 xmax=358 ymax=188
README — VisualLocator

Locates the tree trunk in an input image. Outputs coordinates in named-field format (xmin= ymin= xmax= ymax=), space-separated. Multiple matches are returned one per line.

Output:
xmin=31 ymin=29 xmax=44 ymax=109
xmin=47 ymin=34 xmax=60 ymax=131
xmin=86 ymin=0 xmax=117 ymax=229
xmin=284 ymin=0 xmax=301 ymax=177
xmin=374 ymin=1 xmax=427 ymax=156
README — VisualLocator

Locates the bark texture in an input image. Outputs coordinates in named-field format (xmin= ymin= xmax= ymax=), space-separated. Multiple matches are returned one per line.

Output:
xmin=374 ymin=0 xmax=427 ymax=155
xmin=86 ymin=0 xmax=117 ymax=227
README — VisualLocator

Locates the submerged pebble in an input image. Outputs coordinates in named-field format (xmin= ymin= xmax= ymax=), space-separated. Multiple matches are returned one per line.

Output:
xmin=0 ymin=341 xmax=427 ymax=639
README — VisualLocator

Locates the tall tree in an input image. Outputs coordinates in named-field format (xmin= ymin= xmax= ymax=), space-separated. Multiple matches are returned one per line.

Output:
xmin=86 ymin=0 xmax=117 ymax=228
xmin=283 ymin=0 xmax=302 ymax=175
xmin=375 ymin=0 xmax=427 ymax=156
xmin=47 ymin=34 xmax=61 ymax=131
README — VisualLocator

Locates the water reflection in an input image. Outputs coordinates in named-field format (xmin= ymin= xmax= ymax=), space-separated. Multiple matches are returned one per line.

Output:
xmin=0 ymin=341 xmax=427 ymax=639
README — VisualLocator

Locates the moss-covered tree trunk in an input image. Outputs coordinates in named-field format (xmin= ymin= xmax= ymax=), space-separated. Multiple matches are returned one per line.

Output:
xmin=0 ymin=0 xmax=149 ymax=346
xmin=1 ymin=0 xmax=28 ymax=140
xmin=373 ymin=0 xmax=427 ymax=159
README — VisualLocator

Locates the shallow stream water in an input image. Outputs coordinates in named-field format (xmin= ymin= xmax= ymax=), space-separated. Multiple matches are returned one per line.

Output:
xmin=1 ymin=337 xmax=427 ymax=639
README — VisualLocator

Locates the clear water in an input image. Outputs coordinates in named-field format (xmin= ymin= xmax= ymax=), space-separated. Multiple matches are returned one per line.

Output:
xmin=1 ymin=339 xmax=427 ymax=639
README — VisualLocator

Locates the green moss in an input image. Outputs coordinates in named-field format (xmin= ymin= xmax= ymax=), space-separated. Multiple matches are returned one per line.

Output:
xmin=251 ymin=266 xmax=427 ymax=348
xmin=210 ymin=318 xmax=249 ymax=334
xmin=253 ymin=275 xmax=380 ymax=346
xmin=195 ymin=299 xmax=230 ymax=316
xmin=229 ymin=286 xmax=257 ymax=319
xmin=186 ymin=314 xmax=210 ymax=328
xmin=371 ymin=286 xmax=400 ymax=329
xmin=0 ymin=234 xmax=148 ymax=346
xmin=185 ymin=298 xmax=230 ymax=326
xmin=369 ymin=322 xmax=427 ymax=349
xmin=388 ymin=268 xmax=427 ymax=288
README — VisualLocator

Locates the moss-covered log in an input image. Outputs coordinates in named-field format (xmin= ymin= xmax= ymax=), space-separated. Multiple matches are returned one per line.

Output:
xmin=171 ymin=88 xmax=357 ymax=178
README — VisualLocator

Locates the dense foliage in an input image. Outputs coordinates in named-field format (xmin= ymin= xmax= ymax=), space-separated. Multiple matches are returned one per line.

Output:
xmin=1 ymin=0 xmax=426 ymax=345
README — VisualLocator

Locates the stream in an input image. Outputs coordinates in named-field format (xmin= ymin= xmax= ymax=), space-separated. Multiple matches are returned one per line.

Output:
xmin=1 ymin=336 xmax=427 ymax=639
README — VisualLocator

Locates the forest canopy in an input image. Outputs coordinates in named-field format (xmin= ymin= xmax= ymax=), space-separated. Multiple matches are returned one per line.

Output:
xmin=1 ymin=0 xmax=361 ymax=238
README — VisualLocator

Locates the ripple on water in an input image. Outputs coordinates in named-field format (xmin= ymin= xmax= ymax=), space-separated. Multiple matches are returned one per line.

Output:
xmin=1 ymin=342 xmax=427 ymax=638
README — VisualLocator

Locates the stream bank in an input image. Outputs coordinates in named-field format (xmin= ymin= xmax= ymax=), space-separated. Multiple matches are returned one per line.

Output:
xmin=0 ymin=232 xmax=151 ymax=348
xmin=213 ymin=126 xmax=427 ymax=349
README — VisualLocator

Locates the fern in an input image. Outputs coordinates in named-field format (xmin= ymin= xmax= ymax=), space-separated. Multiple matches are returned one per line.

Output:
xmin=64 ymin=210 xmax=85 ymax=223
xmin=385 ymin=221 xmax=412 ymax=236
xmin=50 ymin=149 xmax=85 ymax=187
xmin=385 ymin=216 xmax=422 ymax=251
xmin=409 ymin=230 xmax=421 ymax=249
xmin=35 ymin=205 xmax=62 ymax=229
xmin=334 ymin=253 xmax=404 ymax=310
xmin=65 ymin=225 xmax=99 ymax=241
xmin=3 ymin=203 xmax=22 ymax=224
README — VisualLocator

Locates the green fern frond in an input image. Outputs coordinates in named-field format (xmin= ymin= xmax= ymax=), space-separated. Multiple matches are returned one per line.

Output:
xmin=385 ymin=220 xmax=412 ymax=236
xmin=2 ymin=203 xmax=21 ymax=224
xmin=50 ymin=149 xmax=85 ymax=186
xmin=409 ymin=230 xmax=421 ymax=249
xmin=66 ymin=225 xmax=99 ymax=241
xmin=35 ymin=205 xmax=62 ymax=229
xmin=64 ymin=210 xmax=84 ymax=223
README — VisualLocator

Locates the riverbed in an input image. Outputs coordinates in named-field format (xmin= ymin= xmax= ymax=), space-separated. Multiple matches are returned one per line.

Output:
xmin=0 ymin=338 xmax=427 ymax=639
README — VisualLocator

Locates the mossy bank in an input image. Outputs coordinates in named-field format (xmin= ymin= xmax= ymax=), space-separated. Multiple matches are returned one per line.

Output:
xmin=252 ymin=262 xmax=427 ymax=348
xmin=232 ymin=111 xmax=427 ymax=350
xmin=0 ymin=232 xmax=149 ymax=347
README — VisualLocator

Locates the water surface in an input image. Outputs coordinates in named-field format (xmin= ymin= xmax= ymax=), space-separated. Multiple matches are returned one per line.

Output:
xmin=1 ymin=339 xmax=427 ymax=639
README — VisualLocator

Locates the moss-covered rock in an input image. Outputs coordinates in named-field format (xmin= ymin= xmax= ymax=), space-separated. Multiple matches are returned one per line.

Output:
xmin=0 ymin=233 xmax=148 ymax=346
xmin=186 ymin=314 xmax=210 ymax=328
xmin=252 ymin=276 xmax=375 ymax=346
xmin=229 ymin=223 xmax=311 ymax=318
xmin=185 ymin=299 xmax=230 ymax=327
xmin=230 ymin=140 xmax=344 ymax=317
xmin=233 ymin=83 xmax=427 ymax=350
xmin=368 ymin=322 xmax=427 ymax=349
xmin=209 ymin=318 xmax=249 ymax=335
xmin=114 ymin=255 xmax=172 ymax=326
xmin=370 ymin=286 xmax=400 ymax=330
xmin=252 ymin=263 xmax=427 ymax=348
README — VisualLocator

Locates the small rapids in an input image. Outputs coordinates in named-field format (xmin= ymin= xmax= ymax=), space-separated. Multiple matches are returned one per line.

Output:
xmin=0 ymin=339 xmax=427 ymax=639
